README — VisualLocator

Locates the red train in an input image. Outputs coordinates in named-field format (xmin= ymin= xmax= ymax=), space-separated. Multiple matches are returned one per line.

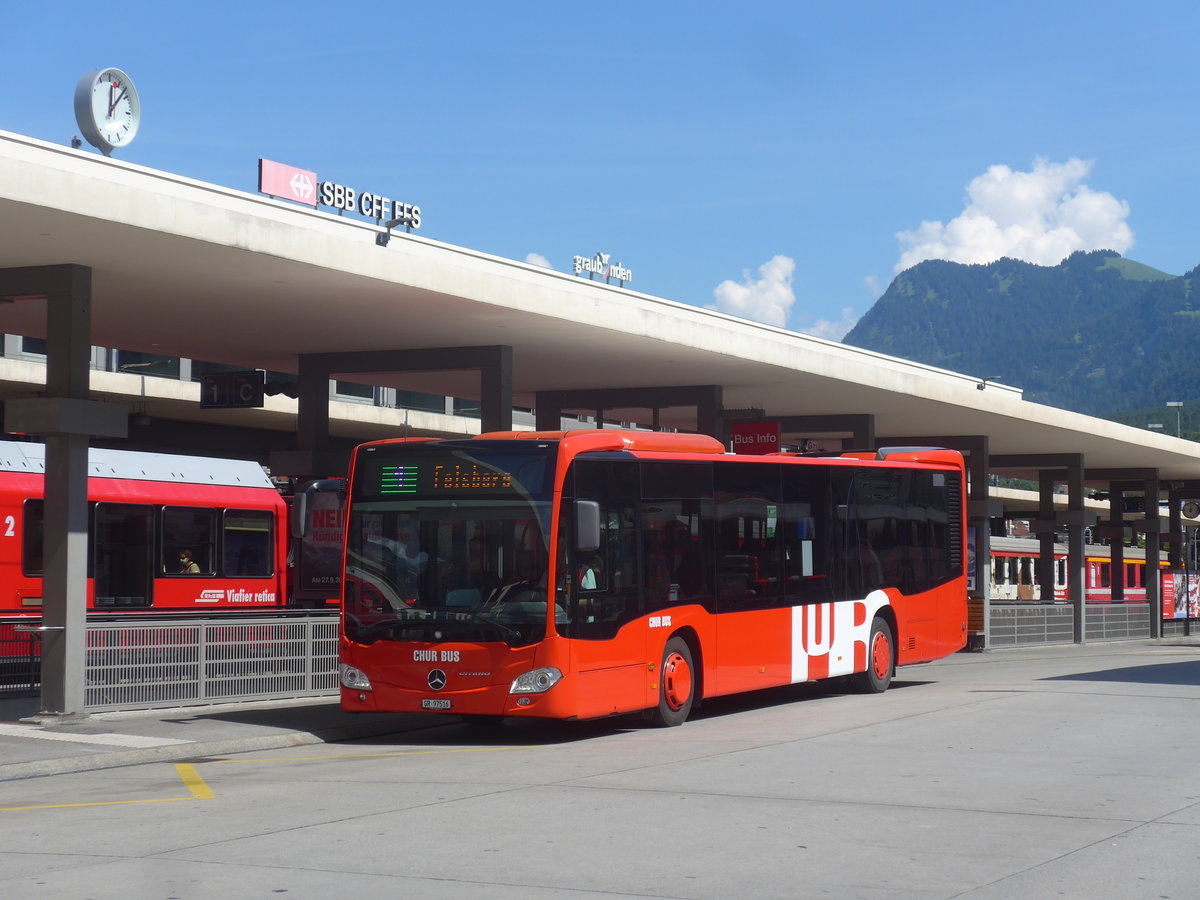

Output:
xmin=0 ymin=439 xmax=343 ymax=618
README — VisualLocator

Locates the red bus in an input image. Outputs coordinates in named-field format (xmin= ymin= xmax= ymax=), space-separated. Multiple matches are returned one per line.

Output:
xmin=0 ymin=439 xmax=288 ymax=617
xmin=337 ymin=430 xmax=967 ymax=725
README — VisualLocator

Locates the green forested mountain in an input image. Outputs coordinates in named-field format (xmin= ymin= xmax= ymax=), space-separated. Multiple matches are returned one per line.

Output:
xmin=841 ymin=250 xmax=1200 ymax=427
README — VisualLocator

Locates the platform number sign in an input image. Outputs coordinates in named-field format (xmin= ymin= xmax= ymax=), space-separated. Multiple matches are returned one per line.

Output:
xmin=200 ymin=370 xmax=265 ymax=409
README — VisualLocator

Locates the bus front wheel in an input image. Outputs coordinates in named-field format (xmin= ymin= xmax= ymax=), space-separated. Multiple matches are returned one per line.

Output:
xmin=650 ymin=636 xmax=695 ymax=727
xmin=854 ymin=616 xmax=894 ymax=693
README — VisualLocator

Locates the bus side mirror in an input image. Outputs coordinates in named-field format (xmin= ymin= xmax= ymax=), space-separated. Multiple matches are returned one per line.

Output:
xmin=575 ymin=500 xmax=601 ymax=552
xmin=291 ymin=479 xmax=345 ymax=539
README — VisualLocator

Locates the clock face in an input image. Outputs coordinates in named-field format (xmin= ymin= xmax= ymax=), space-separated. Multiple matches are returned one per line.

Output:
xmin=74 ymin=68 xmax=141 ymax=155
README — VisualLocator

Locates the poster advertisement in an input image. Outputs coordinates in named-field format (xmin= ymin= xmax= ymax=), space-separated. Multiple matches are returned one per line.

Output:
xmin=1163 ymin=570 xmax=1200 ymax=619
xmin=296 ymin=487 xmax=344 ymax=600
xmin=967 ymin=526 xmax=976 ymax=593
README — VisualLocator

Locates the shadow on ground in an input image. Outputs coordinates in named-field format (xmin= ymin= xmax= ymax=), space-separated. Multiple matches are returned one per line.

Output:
xmin=1042 ymin=660 xmax=1200 ymax=686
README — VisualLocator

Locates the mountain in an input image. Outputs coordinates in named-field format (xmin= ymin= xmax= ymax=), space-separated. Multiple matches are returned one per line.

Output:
xmin=841 ymin=250 xmax=1200 ymax=421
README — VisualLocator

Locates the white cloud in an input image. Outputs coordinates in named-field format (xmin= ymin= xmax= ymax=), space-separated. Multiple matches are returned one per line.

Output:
xmin=895 ymin=157 xmax=1134 ymax=273
xmin=525 ymin=252 xmax=552 ymax=268
xmin=711 ymin=255 xmax=796 ymax=327
xmin=803 ymin=307 xmax=859 ymax=342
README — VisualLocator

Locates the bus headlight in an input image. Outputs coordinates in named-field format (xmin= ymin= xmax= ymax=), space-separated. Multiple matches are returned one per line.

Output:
xmin=510 ymin=667 xmax=562 ymax=694
xmin=340 ymin=663 xmax=372 ymax=690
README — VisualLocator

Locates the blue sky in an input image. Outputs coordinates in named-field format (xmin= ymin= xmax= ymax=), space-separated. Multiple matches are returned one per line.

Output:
xmin=7 ymin=2 xmax=1200 ymax=339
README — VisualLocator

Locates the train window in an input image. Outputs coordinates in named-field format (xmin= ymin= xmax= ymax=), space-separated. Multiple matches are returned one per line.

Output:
xmin=223 ymin=509 xmax=274 ymax=577
xmin=163 ymin=507 xmax=217 ymax=575
xmin=1126 ymin=563 xmax=1137 ymax=588
xmin=993 ymin=556 xmax=1006 ymax=585
xmin=1100 ymin=563 xmax=1110 ymax=588
xmin=1019 ymin=556 xmax=1032 ymax=585
xmin=93 ymin=503 xmax=153 ymax=608
xmin=21 ymin=499 xmax=44 ymax=576
xmin=1007 ymin=558 xmax=1018 ymax=584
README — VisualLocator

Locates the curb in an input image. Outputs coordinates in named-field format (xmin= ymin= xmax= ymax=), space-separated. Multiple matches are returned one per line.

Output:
xmin=0 ymin=719 xmax=413 ymax=783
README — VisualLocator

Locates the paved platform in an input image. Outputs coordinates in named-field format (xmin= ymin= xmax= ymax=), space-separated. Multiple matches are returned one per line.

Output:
xmin=0 ymin=696 xmax=424 ymax=782
xmin=3 ymin=636 xmax=1200 ymax=784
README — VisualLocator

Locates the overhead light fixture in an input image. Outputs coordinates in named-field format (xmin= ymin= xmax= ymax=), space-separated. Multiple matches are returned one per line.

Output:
xmin=375 ymin=215 xmax=412 ymax=248
xmin=977 ymin=376 xmax=1002 ymax=391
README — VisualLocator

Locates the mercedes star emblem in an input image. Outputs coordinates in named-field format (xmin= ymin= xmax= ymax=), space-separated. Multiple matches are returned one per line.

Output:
xmin=427 ymin=669 xmax=447 ymax=691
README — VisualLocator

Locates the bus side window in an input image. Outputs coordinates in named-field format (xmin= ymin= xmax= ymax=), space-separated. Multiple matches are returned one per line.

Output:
xmin=714 ymin=462 xmax=783 ymax=611
xmin=783 ymin=467 xmax=834 ymax=604
xmin=567 ymin=460 xmax=641 ymax=640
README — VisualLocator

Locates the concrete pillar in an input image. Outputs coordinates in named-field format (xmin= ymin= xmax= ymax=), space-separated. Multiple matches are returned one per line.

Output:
xmin=480 ymin=345 xmax=513 ymax=434
xmin=0 ymin=265 xmax=126 ymax=720
xmin=1144 ymin=473 xmax=1162 ymax=638
xmin=1066 ymin=458 xmax=1085 ymax=643
xmin=1037 ymin=471 xmax=1057 ymax=605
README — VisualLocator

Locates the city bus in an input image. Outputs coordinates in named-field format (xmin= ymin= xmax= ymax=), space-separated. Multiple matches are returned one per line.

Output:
xmin=337 ymin=430 xmax=967 ymax=726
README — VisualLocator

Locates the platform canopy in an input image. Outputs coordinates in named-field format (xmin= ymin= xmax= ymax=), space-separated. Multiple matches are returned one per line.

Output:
xmin=0 ymin=129 xmax=1197 ymax=479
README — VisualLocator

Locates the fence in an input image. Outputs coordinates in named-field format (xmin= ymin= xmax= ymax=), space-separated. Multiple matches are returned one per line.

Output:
xmin=1 ymin=613 xmax=339 ymax=712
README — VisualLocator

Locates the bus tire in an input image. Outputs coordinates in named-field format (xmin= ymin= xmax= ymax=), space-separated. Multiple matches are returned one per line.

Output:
xmin=854 ymin=616 xmax=894 ymax=693
xmin=650 ymin=636 xmax=695 ymax=727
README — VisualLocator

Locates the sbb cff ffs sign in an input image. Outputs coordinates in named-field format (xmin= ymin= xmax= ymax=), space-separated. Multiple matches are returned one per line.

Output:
xmin=731 ymin=422 xmax=781 ymax=455
xmin=200 ymin=371 xmax=265 ymax=409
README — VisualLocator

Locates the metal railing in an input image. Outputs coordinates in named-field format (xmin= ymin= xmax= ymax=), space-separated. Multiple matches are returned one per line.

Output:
xmin=1 ymin=612 xmax=340 ymax=712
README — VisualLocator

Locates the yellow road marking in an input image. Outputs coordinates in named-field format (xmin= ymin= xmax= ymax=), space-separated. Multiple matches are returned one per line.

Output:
xmin=175 ymin=763 xmax=215 ymax=799
xmin=0 ymin=745 xmax=532 ymax=813
xmin=0 ymin=764 xmax=215 ymax=813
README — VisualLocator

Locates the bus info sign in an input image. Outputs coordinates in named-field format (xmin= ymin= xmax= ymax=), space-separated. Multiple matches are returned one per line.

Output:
xmin=730 ymin=421 xmax=781 ymax=455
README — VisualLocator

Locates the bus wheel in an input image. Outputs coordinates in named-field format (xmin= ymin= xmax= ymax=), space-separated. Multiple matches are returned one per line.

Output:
xmin=854 ymin=616 xmax=894 ymax=693
xmin=651 ymin=637 xmax=695 ymax=727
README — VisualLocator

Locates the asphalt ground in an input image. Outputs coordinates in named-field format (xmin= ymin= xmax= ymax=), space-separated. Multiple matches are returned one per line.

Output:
xmin=0 ymin=695 xmax=420 ymax=783
xmin=2 ymin=636 xmax=1199 ymax=784
xmin=2 ymin=639 xmax=1200 ymax=898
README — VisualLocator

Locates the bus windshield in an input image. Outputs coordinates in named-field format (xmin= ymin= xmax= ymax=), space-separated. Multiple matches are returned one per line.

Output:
xmin=343 ymin=442 xmax=558 ymax=647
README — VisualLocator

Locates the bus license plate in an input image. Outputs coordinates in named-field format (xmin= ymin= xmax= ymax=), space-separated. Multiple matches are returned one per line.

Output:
xmin=422 ymin=698 xmax=452 ymax=710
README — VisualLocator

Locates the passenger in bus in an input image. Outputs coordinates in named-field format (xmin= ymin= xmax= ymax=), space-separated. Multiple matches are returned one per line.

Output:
xmin=579 ymin=556 xmax=601 ymax=591
xmin=179 ymin=549 xmax=200 ymax=574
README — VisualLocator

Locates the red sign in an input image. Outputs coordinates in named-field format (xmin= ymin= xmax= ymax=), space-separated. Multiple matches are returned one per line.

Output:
xmin=258 ymin=158 xmax=318 ymax=207
xmin=731 ymin=421 xmax=781 ymax=455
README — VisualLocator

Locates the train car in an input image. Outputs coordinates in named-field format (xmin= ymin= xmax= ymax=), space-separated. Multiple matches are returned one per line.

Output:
xmin=989 ymin=535 xmax=1160 ymax=603
xmin=0 ymin=440 xmax=288 ymax=616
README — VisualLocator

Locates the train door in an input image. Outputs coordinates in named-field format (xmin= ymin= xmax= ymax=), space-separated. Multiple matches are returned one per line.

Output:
xmin=93 ymin=503 xmax=153 ymax=608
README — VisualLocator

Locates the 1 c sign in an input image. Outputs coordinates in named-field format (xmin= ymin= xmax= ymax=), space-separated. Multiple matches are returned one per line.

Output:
xmin=200 ymin=371 xmax=265 ymax=409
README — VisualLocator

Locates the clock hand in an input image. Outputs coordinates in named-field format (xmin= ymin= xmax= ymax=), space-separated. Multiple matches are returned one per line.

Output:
xmin=108 ymin=85 xmax=127 ymax=117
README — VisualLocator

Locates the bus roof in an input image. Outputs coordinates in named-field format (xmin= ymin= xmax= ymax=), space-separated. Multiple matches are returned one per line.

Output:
xmin=0 ymin=440 xmax=274 ymax=489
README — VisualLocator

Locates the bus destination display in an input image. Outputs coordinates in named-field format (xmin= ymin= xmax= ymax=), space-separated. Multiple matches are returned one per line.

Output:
xmin=379 ymin=462 xmax=512 ymax=494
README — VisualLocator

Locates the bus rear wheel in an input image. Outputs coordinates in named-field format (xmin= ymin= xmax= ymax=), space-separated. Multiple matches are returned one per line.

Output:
xmin=650 ymin=636 xmax=695 ymax=727
xmin=854 ymin=616 xmax=894 ymax=693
